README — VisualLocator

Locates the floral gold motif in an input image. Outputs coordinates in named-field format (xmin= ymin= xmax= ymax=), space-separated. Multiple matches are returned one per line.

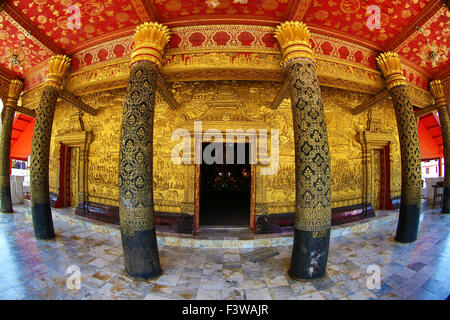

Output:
xmin=376 ymin=52 xmax=407 ymax=89
xmin=131 ymin=22 xmax=171 ymax=68
xmin=274 ymin=21 xmax=314 ymax=64
xmin=45 ymin=55 xmax=72 ymax=89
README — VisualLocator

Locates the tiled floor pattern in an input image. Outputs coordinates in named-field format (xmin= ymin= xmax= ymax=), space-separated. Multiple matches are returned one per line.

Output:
xmin=0 ymin=204 xmax=449 ymax=300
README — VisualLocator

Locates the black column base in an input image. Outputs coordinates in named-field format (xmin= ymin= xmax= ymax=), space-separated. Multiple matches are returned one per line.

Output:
xmin=289 ymin=228 xmax=330 ymax=281
xmin=0 ymin=187 xmax=13 ymax=213
xmin=441 ymin=187 xmax=450 ymax=214
xmin=395 ymin=203 xmax=420 ymax=243
xmin=31 ymin=202 xmax=55 ymax=240
xmin=121 ymin=228 xmax=161 ymax=280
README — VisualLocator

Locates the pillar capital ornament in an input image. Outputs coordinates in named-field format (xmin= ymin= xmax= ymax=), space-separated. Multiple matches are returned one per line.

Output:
xmin=376 ymin=52 xmax=407 ymax=89
xmin=5 ymin=79 xmax=23 ymax=108
xmin=274 ymin=21 xmax=314 ymax=65
xmin=429 ymin=80 xmax=447 ymax=109
xmin=45 ymin=55 xmax=71 ymax=89
xmin=131 ymin=22 xmax=170 ymax=68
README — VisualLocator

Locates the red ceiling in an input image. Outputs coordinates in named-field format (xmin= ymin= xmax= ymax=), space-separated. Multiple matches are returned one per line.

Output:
xmin=152 ymin=0 xmax=292 ymax=25
xmin=398 ymin=6 xmax=450 ymax=78
xmin=11 ymin=0 xmax=142 ymax=50
xmin=304 ymin=0 xmax=434 ymax=48
xmin=0 ymin=0 xmax=448 ymax=83
xmin=0 ymin=11 xmax=52 ymax=74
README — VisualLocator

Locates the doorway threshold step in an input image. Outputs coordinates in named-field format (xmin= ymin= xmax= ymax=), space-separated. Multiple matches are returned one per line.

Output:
xmin=200 ymin=225 xmax=251 ymax=232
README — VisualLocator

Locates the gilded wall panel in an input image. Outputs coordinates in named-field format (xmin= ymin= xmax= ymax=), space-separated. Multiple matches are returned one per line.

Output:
xmin=41 ymin=81 xmax=401 ymax=217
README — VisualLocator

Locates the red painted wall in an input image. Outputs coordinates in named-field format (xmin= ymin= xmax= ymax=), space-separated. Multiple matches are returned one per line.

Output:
xmin=418 ymin=119 xmax=442 ymax=160
xmin=10 ymin=117 xmax=35 ymax=161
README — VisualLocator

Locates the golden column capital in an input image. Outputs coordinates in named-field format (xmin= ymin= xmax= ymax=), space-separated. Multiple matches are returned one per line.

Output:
xmin=131 ymin=22 xmax=171 ymax=68
xmin=5 ymin=79 xmax=24 ymax=108
xmin=429 ymin=80 xmax=447 ymax=108
xmin=376 ymin=52 xmax=407 ymax=89
xmin=274 ymin=21 xmax=314 ymax=65
xmin=45 ymin=55 xmax=72 ymax=89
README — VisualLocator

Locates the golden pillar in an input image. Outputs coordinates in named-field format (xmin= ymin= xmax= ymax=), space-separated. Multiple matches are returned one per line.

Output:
xmin=275 ymin=22 xmax=332 ymax=280
xmin=30 ymin=55 xmax=71 ymax=239
xmin=118 ymin=22 xmax=169 ymax=279
xmin=376 ymin=52 xmax=422 ymax=242
xmin=0 ymin=80 xmax=23 ymax=213
xmin=430 ymin=80 xmax=450 ymax=214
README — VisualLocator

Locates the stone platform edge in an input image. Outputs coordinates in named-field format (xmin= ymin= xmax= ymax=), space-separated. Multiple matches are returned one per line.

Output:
xmin=18 ymin=201 xmax=399 ymax=249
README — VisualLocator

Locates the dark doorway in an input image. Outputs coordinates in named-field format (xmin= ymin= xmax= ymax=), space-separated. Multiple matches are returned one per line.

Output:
xmin=200 ymin=142 xmax=251 ymax=226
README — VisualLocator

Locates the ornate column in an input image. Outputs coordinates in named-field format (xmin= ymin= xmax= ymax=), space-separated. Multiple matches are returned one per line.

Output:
xmin=30 ymin=55 xmax=71 ymax=239
xmin=275 ymin=22 xmax=332 ymax=280
xmin=430 ymin=80 xmax=449 ymax=214
xmin=118 ymin=22 xmax=169 ymax=279
xmin=0 ymin=80 xmax=23 ymax=213
xmin=376 ymin=52 xmax=422 ymax=242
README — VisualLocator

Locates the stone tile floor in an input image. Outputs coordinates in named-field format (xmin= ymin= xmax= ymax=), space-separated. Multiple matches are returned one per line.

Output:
xmin=0 ymin=204 xmax=449 ymax=300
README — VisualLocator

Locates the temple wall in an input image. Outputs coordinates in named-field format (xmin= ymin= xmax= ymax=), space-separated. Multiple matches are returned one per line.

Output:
xmin=46 ymin=81 xmax=401 ymax=220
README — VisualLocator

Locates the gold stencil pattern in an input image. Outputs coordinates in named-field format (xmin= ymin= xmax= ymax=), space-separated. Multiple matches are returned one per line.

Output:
xmin=30 ymin=86 xmax=59 ymax=204
xmin=0 ymin=107 xmax=15 ymax=189
xmin=288 ymin=58 xmax=332 ymax=232
xmin=440 ymin=106 xmax=450 ymax=189
xmin=118 ymin=61 xmax=158 ymax=236
xmin=389 ymin=85 xmax=422 ymax=207
xmin=430 ymin=80 xmax=449 ymax=190
xmin=41 ymin=81 xmax=403 ymax=221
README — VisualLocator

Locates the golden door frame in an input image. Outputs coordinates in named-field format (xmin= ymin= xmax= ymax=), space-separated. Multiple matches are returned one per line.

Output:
xmin=53 ymin=131 xmax=92 ymax=210
xmin=193 ymin=135 xmax=257 ymax=234
xmin=360 ymin=131 xmax=396 ymax=210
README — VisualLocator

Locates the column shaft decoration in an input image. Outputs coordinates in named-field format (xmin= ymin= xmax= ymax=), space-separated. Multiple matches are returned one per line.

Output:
xmin=118 ymin=22 xmax=169 ymax=279
xmin=376 ymin=52 xmax=422 ymax=243
xmin=430 ymin=80 xmax=450 ymax=214
xmin=0 ymin=80 xmax=23 ymax=213
xmin=275 ymin=21 xmax=332 ymax=280
xmin=30 ymin=55 xmax=71 ymax=239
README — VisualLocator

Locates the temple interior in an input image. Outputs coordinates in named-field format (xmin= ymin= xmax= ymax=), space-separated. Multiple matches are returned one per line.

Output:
xmin=0 ymin=0 xmax=449 ymax=301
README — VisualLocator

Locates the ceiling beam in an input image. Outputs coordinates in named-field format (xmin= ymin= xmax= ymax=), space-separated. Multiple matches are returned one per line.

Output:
xmin=141 ymin=0 xmax=158 ymax=21
xmin=385 ymin=0 xmax=443 ymax=51
xmin=157 ymin=75 xmax=180 ymax=109
xmin=288 ymin=0 xmax=313 ymax=21
xmin=1 ymin=1 xmax=64 ymax=55
xmin=0 ymin=64 xmax=21 ymax=80
xmin=415 ymin=104 xmax=438 ymax=118
xmin=351 ymin=89 xmax=390 ymax=115
xmin=13 ymin=105 xmax=36 ymax=118
xmin=269 ymin=79 xmax=289 ymax=110
xmin=59 ymin=90 xmax=99 ymax=116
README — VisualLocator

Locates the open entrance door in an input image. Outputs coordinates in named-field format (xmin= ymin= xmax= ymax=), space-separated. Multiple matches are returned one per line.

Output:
xmin=200 ymin=142 xmax=251 ymax=226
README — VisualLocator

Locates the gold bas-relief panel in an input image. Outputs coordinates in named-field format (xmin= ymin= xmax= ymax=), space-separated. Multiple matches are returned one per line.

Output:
xmin=45 ymin=81 xmax=401 ymax=216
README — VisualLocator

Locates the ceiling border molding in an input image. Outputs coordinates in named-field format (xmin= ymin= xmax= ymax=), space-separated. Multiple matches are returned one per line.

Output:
xmin=129 ymin=0 xmax=156 ymax=22
xmin=0 ymin=63 xmax=20 ymax=80
xmin=291 ymin=0 xmax=314 ymax=21
xmin=308 ymin=25 xmax=382 ymax=52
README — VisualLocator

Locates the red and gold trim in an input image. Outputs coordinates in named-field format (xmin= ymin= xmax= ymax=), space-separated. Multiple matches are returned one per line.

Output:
xmin=130 ymin=22 xmax=170 ymax=68
xmin=274 ymin=21 xmax=314 ymax=64
xmin=429 ymin=80 xmax=447 ymax=108
xmin=5 ymin=79 xmax=24 ymax=108
xmin=376 ymin=52 xmax=407 ymax=89
xmin=45 ymin=55 xmax=71 ymax=89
